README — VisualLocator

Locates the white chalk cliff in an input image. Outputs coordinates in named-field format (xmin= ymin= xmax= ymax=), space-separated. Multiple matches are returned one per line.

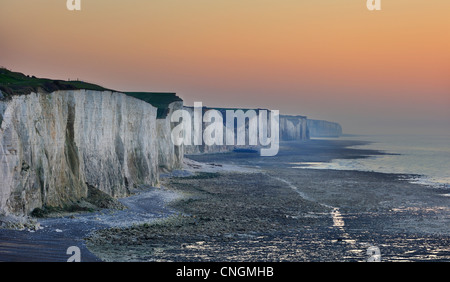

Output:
xmin=307 ymin=119 xmax=343 ymax=138
xmin=0 ymin=90 xmax=182 ymax=216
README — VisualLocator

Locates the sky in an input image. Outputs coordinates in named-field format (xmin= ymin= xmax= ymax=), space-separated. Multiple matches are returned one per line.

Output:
xmin=1 ymin=0 xmax=449 ymax=135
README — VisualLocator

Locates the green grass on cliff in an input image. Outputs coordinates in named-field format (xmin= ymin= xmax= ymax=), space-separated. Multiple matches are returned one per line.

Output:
xmin=0 ymin=68 xmax=182 ymax=118
xmin=0 ymin=68 xmax=110 ymax=96
xmin=124 ymin=92 xmax=182 ymax=109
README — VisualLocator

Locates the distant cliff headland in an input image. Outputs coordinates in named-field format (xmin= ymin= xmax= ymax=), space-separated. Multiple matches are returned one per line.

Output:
xmin=0 ymin=68 xmax=342 ymax=219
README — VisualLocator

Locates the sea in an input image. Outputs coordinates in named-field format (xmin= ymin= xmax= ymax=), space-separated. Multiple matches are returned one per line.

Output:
xmin=294 ymin=134 xmax=450 ymax=190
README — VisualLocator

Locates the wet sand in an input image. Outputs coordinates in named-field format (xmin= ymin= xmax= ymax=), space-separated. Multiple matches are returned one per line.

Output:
xmin=85 ymin=140 xmax=450 ymax=262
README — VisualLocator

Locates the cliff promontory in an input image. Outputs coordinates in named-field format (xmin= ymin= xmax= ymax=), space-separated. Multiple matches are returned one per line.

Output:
xmin=307 ymin=119 xmax=343 ymax=138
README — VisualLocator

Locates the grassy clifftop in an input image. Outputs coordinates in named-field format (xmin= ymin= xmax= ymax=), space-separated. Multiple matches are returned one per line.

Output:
xmin=124 ymin=92 xmax=182 ymax=118
xmin=0 ymin=68 xmax=182 ymax=118
xmin=0 ymin=68 xmax=110 ymax=96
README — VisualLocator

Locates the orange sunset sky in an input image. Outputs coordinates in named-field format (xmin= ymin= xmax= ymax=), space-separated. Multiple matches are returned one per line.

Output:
xmin=1 ymin=0 xmax=449 ymax=134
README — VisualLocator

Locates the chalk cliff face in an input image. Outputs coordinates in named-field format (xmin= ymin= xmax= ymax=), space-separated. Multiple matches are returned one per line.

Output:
xmin=156 ymin=101 xmax=184 ymax=171
xmin=307 ymin=119 xmax=343 ymax=138
xmin=0 ymin=90 xmax=181 ymax=216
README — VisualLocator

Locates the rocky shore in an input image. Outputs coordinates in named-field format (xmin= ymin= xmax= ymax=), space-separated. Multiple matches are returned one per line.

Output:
xmin=85 ymin=140 xmax=450 ymax=262
xmin=1 ymin=139 xmax=448 ymax=261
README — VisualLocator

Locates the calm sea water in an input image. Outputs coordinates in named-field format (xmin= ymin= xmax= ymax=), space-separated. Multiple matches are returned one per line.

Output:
xmin=295 ymin=134 xmax=450 ymax=189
